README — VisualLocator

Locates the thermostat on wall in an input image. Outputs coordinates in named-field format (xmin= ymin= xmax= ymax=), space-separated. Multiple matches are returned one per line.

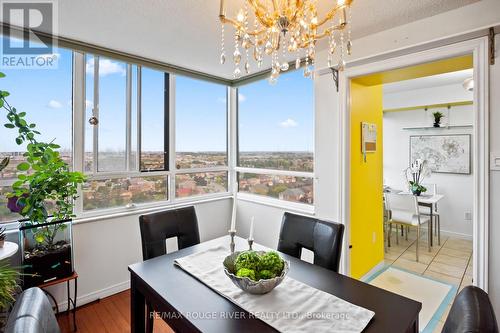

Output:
xmin=491 ymin=152 xmax=500 ymax=171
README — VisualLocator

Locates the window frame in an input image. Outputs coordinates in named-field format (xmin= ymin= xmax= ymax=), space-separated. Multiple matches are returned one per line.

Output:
xmin=73 ymin=54 xmax=231 ymax=219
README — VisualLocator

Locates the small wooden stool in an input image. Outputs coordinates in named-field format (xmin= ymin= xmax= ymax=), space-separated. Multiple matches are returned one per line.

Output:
xmin=39 ymin=272 xmax=78 ymax=331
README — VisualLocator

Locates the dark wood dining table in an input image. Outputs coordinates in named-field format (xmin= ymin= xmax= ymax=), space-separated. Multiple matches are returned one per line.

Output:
xmin=128 ymin=236 xmax=421 ymax=333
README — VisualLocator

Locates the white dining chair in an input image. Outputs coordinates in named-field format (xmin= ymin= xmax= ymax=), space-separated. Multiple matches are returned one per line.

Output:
xmin=421 ymin=183 xmax=441 ymax=245
xmin=384 ymin=193 xmax=431 ymax=262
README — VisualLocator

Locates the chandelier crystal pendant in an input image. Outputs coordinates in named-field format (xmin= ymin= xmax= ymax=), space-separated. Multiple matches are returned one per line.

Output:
xmin=219 ymin=0 xmax=353 ymax=83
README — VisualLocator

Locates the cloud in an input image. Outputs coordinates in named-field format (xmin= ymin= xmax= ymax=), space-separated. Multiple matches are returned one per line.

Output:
xmin=279 ymin=118 xmax=298 ymax=128
xmin=239 ymin=93 xmax=247 ymax=102
xmin=217 ymin=97 xmax=226 ymax=104
xmin=86 ymin=58 xmax=126 ymax=77
xmin=47 ymin=99 xmax=63 ymax=109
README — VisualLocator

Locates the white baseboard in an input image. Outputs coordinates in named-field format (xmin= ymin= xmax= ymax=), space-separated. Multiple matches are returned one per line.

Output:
xmin=360 ymin=260 xmax=386 ymax=282
xmin=440 ymin=229 xmax=473 ymax=240
xmin=55 ymin=280 xmax=130 ymax=311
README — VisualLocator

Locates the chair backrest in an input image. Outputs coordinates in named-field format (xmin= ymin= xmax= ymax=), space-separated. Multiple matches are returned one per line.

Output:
xmin=442 ymin=285 xmax=499 ymax=333
xmin=277 ymin=212 xmax=344 ymax=272
xmin=5 ymin=287 xmax=60 ymax=333
xmin=385 ymin=193 xmax=420 ymax=215
xmin=139 ymin=206 xmax=200 ymax=261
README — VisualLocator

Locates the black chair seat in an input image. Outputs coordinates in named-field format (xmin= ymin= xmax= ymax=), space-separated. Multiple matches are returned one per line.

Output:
xmin=442 ymin=285 xmax=498 ymax=333
xmin=277 ymin=212 xmax=344 ymax=272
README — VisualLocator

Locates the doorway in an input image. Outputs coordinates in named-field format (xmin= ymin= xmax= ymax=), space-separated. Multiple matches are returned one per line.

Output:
xmin=339 ymin=38 xmax=489 ymax=331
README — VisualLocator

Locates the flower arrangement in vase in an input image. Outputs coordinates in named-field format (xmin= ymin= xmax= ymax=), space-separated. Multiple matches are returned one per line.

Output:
xmin=405 ymin=159 xmax=429 ymax=196
xmin=433 ymin=111 xmax=444 ymax=127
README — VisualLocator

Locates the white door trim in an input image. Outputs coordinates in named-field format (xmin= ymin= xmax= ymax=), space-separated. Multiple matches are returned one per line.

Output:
xmin=338 ymin=37 xmax=489 ymax=291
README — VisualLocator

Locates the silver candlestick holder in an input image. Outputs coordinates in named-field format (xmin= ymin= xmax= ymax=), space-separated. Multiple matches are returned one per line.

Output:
xmin=228 ymin=229 xmax=236 ymax=253
xmin=248 ymin=238 xmax=254 ymax=251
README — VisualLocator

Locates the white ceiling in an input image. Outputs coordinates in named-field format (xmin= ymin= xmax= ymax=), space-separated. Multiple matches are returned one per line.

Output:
xmin=55 ymin=0 xmax=480 ymax=80
xmin=383 ymin=69 xmax=474 ymax=93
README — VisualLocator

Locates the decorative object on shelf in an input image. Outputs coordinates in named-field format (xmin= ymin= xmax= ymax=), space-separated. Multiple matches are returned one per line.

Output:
xmin=410 ymin=135 xmax=471 ymax=174
xmin=361 ymin=122 xmax=377 ymax=162
xmin=0 ymin=72 xmax=85 ymax=288
xmin=218 ymin=0 xmax=354 ymax=83
xmin=223 ymin=250 xmax=288 ymax=294
xmin=404 ymin=159 xmax=428 ymax=196
xmin=432 ymin=111 xmax=444 ymax=128
xmin=0 ymin=228 xmax=5 ymax=248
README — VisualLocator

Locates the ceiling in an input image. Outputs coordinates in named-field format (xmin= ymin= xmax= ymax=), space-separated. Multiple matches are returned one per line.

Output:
xmin=383 ymin=69 xmax=474 ymax=93
xmin=55 ymin=0 xmax=480 ymax=80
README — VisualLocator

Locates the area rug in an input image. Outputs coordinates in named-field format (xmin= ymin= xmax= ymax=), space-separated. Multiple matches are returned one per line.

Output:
xmin=364 ymin=266 xmax=456 ymax=333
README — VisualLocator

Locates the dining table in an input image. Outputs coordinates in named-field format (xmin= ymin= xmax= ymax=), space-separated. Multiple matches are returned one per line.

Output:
xmin=128 ymin=235 xmax=421 ymax=333
xmin=385 ymin=187 xmax=445 ymax=246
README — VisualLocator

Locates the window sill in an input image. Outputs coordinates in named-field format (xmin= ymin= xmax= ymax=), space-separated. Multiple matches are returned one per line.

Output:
xmin=236 ymin=192 xmax=315 ymax=215
xmin=74 ymin=193 xmax=233 ymax=225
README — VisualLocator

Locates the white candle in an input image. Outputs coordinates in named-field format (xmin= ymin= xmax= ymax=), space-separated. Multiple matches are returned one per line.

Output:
xmin=230 ymin=199 xmax=237 ymax=231
xmin=249 ymin=217 xmax=254 ymax=240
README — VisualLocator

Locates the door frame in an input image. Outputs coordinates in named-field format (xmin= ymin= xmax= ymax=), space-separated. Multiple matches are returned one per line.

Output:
xmin=338 ymin=37 xmax=490 ymax=291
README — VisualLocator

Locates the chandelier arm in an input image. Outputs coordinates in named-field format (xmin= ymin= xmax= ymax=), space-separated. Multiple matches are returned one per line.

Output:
xmin=315 ymin=0 xmax=352 ymax=28
xmin=247 ymin=28 xmax=267 ymax=37
xmin=248 ymin=0 xmax=275 ymax=28
xmin=314 ymin=23 xmax=346 ymax=40
xmin=219 ymin=16 xmax=242 ymax=30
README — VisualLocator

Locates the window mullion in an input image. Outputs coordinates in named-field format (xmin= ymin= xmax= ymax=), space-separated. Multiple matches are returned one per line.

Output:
xmin=125 ymin=64 xmax=132 ymax=172
xmin=137 ymin=66 xmax=142 ymax=172
xmin=92 ymin=55 xmax=99 ymax=175
xmin=169 ymin=75 xmax=176 ymax=201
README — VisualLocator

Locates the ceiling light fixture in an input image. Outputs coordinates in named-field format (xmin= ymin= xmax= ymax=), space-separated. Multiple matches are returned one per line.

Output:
xmin=219 ymin=0 xmax=354 ymax=83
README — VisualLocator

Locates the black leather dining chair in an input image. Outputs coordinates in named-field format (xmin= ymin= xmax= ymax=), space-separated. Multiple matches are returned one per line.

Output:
xmin=442 ymin=285 xmax=498 ymax=333
xmin=139 ymin=206 xmax=200 ymax=333
xmin=277 ymin=212 xmax=344 ymax=272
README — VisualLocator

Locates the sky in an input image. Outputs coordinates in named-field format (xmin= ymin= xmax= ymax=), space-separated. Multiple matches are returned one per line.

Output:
xmin=0 ymin=37 xmax=314 ymax=154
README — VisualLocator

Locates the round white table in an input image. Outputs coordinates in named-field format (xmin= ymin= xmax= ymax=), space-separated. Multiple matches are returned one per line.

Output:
xmin=0 ymin=241 xmax=18 ymax=260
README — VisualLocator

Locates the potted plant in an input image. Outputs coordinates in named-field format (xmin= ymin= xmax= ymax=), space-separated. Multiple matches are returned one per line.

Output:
xmin=405 ymin=159 xmax=428 ymax=196
xmin=0 ymin=261 xmax=20 ymax=329
xmin=432 ymin=111 xmax=444 ymax=127
xmin=0 ymin=72 xmax=85 ymax=287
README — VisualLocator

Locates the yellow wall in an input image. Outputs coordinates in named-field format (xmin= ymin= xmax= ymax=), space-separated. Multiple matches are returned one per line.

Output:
xmin=349 ymin=81 xmax=384 ymax=279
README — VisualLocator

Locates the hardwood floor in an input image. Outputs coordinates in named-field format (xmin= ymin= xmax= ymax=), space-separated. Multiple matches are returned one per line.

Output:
xmin=57 ymin=290 xmax=174 ymax=333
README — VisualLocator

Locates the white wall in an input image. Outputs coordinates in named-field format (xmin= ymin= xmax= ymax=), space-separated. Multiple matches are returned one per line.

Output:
xmin=488 ymin=32 xmax=500 ymax=317
xmin=46 ymin=198 xmax=232 ymax=307
xmin=383 ymin=105 xmax=474 ymax=237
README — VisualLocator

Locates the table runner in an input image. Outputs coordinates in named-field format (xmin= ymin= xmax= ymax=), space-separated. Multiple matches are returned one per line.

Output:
xmin=174 ymin=245 xmax=374 ymax=332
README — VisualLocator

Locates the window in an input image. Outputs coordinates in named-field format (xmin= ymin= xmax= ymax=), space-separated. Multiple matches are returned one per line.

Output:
xmin=0 ymin=37 xmax=73 ymax=222
xmin=237 ymin=70 xmax=314 ymax=205
xmin=82 ymin=55 xmax=169 ymax=212
xmin=174 ymin=76 xmax=228 ymax=198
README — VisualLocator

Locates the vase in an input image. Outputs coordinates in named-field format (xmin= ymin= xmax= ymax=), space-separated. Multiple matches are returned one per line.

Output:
xmin=433 ymin=122 xmax=441 ymax=128
xmin=19 ymin=218 xmax=74 ymax=288
xmin=411 ymin=189 xmax=422 ymax=196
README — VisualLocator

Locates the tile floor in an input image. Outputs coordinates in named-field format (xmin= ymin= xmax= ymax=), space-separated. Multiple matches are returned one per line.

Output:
xmin=383 ymin=228 xmax=473 ymax=333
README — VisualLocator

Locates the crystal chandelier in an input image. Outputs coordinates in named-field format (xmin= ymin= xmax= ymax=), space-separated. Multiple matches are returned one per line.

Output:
xmin=219 ymin=0 xmax=353 ymax=83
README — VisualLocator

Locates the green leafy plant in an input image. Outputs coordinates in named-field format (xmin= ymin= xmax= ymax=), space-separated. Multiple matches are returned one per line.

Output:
xmin=432 ymin=111 xmax=444 ymax=123
xmin=234 ymin=251 xmax=285 ymax=281
xmin=0 ymin=260 xmax=19 ymax=310
xmin=0 ymin=72 xmax=85 ymax=248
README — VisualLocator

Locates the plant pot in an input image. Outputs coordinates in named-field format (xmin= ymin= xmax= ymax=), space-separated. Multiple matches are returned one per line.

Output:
xmin=433 ymin=122 xmax=441 ymax=128
xmin=19 ymin=219 xmax=73 ymax=288
xmin=411 ymin=189 xmax=422 ymax=196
